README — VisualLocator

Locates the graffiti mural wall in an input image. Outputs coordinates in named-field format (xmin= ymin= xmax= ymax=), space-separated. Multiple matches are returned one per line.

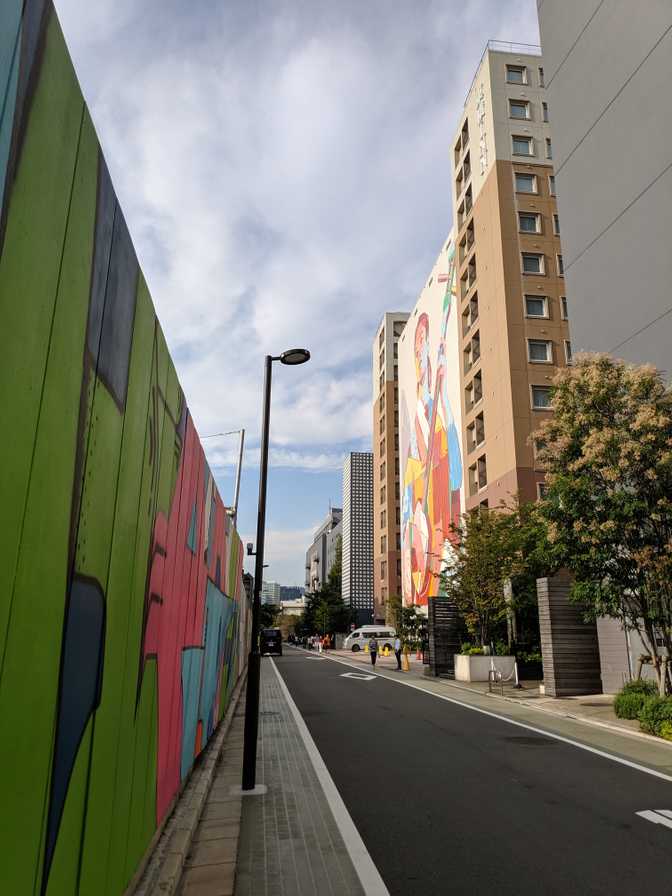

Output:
xmin=0 ymin=3 xmax=248 ymax=893
xmin=398 ymin=234 xmax=464 ymax=608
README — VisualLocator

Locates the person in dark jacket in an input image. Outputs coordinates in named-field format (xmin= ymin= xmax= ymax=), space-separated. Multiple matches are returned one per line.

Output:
xmin=369 ymin=637 xmax=378 ymax=666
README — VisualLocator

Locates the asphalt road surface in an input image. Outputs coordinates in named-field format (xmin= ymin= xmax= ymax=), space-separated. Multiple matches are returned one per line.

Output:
xmin=274 ymin=651 xmax=672 ymax=896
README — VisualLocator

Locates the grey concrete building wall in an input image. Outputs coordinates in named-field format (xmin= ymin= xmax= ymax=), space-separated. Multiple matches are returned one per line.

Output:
xmin=304 ymin=508 xmax=342 ymax=591
xmin=537 ymin=1 xmax=672 ymax=373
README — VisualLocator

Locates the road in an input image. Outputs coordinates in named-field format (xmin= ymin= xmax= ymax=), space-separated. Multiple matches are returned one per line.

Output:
xmin=274 ymin=650 xmax=672 ymax=896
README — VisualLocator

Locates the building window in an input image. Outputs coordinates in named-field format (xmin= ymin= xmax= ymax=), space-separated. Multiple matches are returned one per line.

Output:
xmin=525 ymin=295 xmax=548 ymax=318
xmin=381 ymin=560 xmax=387 ymax=578
xmin=542 ymin=101 xmax=549 ymax=122
xmin=565 ymin=340 xmax=573 ymax=364
xmin=557 ymin=254 xmax=564 ymax=276
xmin=379 ymin=328 xmax=384 ymax=348
xmin=538 ymin=66 xmax=545 ymax=87
xmin=379 ymin=371 xmax=384 ymax=391
xmin=512 ymin=135 xmax=533 ymax=156
xmin=381 ymin=509 xmax=386 ymax=528
xmin=467 ymin=412 xmax=486 ymax=452
xmin=537 ymin=481 xmax=549 ymax=500
xmin=522 ymin=252 xmax=544 ymax=274
xmin=553 ymin=213 xmax=560 ymax=235
xmin=545 ymin=138 xmax=553 ymax=159
xmin=379 ymin=394 xmax=384 ymax=413
xmin=561 ymin=296 xmax=568 ymax=320
xmin=528 ymin=339 xmax=553 ymax=363
xmin=519 ymin=212 xmax=541 ymax=233
xmin=381 ymin=535 xmax=386 ymax=552
xmin=549 ymin=175 xmax=556 ymax=195
xmin=509 ymin=99 xmax=530 ymax=120
xmin=532 ymin=385 xmax=552 ymax=409
xmin=393 ymin=321 xmax=405 ymax=337
xmin=506 ymin=64 xmax=527 ymax=85
xmin=515 ymin=172 xmax=537 ymax=193
xmin=380 ymin=485 xmax=386 ymax=503
xmin=380 ymin=461 xmax=386 ymax=480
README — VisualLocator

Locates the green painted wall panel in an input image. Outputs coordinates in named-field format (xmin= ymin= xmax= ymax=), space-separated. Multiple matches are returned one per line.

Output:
xmin=0 ymin=6 xmax=247 ymax=894
xmin=0 ymin=13 xmax=84 ymax=668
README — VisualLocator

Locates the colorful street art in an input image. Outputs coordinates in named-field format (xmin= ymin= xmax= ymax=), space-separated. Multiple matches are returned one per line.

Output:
xmin=398 ymin=236 xmax=464 ymax=607
xmin=0 ymin=3 xmax=248 ymax=893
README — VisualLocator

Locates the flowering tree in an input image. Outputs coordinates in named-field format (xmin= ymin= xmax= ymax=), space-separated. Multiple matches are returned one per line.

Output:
xmin=535 ymin=354 xmax=672 ymax=692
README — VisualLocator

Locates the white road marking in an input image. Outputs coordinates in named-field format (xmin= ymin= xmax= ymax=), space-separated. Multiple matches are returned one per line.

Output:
xmin=286 ymin=646 xmax=672 ymax=786
xmin=637 ymin=809 xmax=672 ymax=829
xmin=270 ymin=659 xmax=390 ymax=896
xmin=304 ymin=655 xmax=323 ymax=660
xmin=340 ymin=672 xmax=376 ymax=681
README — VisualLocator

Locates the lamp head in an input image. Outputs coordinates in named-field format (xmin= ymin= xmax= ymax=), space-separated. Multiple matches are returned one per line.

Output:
xmin=279 ymin=348 xmax=310 ymax=366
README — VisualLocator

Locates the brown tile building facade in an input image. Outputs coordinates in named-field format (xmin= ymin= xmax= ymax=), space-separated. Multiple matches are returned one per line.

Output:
xmin=453 ymin=44 xmax=570 ymax=510
xmin=372 ymin=312 xmax=409 ymax=623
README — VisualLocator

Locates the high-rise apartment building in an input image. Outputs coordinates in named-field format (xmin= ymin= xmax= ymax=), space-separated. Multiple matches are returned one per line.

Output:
xmin=260 ymin=581 xmax=282 ymax=605
xmin=372 ymin=312 xmax=409 ymax=623
xmin=304 ymin=508 xmax=342 ymax=592
xmin=537 ymin=3 xmax=672 ymax=372
xmin=342 ymin=452 xmax=374 ymax=626
xmin=452 ymin=42 xmax=570 ymax=509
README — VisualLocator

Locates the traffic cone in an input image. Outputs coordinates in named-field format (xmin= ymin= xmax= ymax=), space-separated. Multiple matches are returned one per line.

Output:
xmin=402 ymin=652 xmax=411 ymax=672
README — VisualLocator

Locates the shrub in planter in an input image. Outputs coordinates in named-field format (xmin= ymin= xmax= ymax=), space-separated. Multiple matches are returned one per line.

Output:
xmin=638 ymin=695 xmax=672 ymax=736
xmin=614 ymin=679 xmax=657 ymax=720
xmin=660 ymin=721 xmax=672 ymax=742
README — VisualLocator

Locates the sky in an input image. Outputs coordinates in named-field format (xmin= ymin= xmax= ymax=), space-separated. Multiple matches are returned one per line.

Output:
xmin=54 ymin=0 xmax=539 ymax=586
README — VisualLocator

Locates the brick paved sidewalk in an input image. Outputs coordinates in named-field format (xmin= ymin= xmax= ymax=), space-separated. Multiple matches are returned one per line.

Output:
xmin=177 ymin=659 xmax=366 ymax=896
xmin=234 ymin=660 xmax=364 ymax=896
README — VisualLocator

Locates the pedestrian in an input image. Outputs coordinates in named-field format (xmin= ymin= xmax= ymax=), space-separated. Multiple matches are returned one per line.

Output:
xmin=394 ymin=635 xmax=402 ymax=670
xmin=317 ymin=635 xmax=323 ymax=654
xmin=369 ymin=636 xmax=378 ymax=666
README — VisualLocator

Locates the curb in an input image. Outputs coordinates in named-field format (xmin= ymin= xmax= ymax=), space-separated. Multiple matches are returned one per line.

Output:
xmin=483 ymin=689 xmax=672 ymax=749
xmin=129 ymin=669 xmax=247 ymax=896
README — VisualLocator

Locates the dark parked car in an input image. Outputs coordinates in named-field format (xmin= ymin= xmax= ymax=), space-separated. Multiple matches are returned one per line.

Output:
xmin=260 ymin=628 xmax=282 ymax=656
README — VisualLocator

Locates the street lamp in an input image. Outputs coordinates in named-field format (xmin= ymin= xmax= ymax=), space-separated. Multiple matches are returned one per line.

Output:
xmin=242 ymin=348 xmax=310 ymax=792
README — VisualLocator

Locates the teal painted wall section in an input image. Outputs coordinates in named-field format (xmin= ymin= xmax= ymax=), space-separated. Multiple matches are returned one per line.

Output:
xmin=0 ymin=4 xmax=249 ymax=893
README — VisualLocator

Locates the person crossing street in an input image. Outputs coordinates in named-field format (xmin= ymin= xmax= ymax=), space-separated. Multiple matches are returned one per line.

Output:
xmin=369 ymin=636 xmax=378 ymax=666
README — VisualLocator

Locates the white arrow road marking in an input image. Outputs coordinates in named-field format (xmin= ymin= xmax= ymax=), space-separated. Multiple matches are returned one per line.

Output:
xmin=341 ymin=672 xmax=376 ymax=681
xmin=636 ymin=810 xmax=672 ymax=829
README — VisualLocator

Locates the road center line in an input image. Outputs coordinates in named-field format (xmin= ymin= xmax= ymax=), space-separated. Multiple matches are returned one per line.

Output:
xmin=289 ymin=647 xmax=672 ymax=786
xmin=270 ymin=658 xmax=390 ymax=896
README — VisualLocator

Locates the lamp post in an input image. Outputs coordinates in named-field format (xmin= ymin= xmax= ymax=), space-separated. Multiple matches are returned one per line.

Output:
xmin=242 ymin=348 xmax=310 ymax=792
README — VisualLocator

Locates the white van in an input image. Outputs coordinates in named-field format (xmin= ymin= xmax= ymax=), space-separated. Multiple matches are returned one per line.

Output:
xmin=343 ymin=626 xmax=396 ymax=652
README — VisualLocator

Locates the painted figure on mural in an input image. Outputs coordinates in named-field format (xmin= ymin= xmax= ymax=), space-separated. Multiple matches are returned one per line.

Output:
xmin=402 ymin=257 xmax=462 ymax=606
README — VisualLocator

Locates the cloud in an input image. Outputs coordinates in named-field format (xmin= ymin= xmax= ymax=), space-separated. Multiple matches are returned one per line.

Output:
xmin=241 ymin=525 xmax=318 ymax=586
xmin=53 ymin=0 xmax=540 ymax=581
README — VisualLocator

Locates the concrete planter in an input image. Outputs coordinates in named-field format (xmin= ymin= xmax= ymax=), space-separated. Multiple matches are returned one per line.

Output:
xmin=454 ymin=654 xmax=515 ymax=682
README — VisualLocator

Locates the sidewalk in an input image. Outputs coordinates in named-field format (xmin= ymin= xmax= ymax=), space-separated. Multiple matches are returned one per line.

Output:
xmin=176 ymin=659 xmax=367 ymax=896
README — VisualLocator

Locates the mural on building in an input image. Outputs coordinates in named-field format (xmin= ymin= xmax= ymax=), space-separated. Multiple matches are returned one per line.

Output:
xmin=398 ymin=236 xmax=463 ymax=607
xmin=0 ymin=3 xmax=247 ymax=894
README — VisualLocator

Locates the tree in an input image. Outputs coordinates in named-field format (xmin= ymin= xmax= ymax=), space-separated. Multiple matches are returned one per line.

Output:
xmin=441 ymin=499 xmax=546 ymax=648
xmin=295 ymin=536 xmax=351 ymax=636
xmin=535 ymin=354 xmax=672 ymax=693
xmin=388 ymin=595 xmax=424 ymax=648
xmin=259 ymin=603 xmax=280 ymax=629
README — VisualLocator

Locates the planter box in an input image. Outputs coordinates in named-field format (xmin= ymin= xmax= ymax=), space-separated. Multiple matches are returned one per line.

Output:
xmin=454 ymin=654 xmax=515 ymax=682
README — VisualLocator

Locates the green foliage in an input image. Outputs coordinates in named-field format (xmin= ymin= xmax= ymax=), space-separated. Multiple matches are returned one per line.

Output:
xmin=259 ymin=604 xmax=280 ymax=629
xmin=388 ymin=598 xmax=424 ymax=648
xmin=442 ymin=498 xmax=548 ymax=647
xmin=460 ymin=644 xmax=484 ymax=656
xmin=535 ymin=354 xmax=672 ymax=692
xmin=659 ymin=721 xmax=672 ymax=741
xmin=295 ymin=542 xmax=351 ymax=635
xmin=613 ymin=679 xmax=657 ymax=719
xmin=621 ymin=678 xmax=658 ymax=696
xmin=638 ymin=695 xmax=672 ymax=736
